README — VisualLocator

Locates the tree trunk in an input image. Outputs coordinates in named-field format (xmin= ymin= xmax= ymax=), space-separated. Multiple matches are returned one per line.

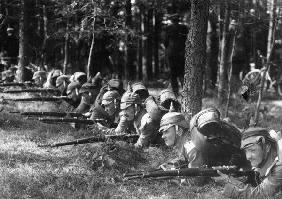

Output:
xmin=206 ymin=11 xmax=219 ymax=89
xmin=146 ymin=8 xmax=153 ymax=80
xmin=63 ymin=18 xmax=69 ymax=74
xmin=18 ymin=0 xmax=30 ymax=82
xmin=137 ymin=9 xmax=142 ymax=80
xmin=41 ymin=4 xmax=48 ymax=70
xmin=267 ymin=0 xmax=276 ymax=59
xmin=217 ymin=1 xmax=230 ymax=105
xmin=153 ymin=10 xmax=161 ymax=79
xmin=86 ymin=15 xmax=96 ymax=79
xmin=253 ymin=0 xmax=277 ymax=125
xmin=141 ymin=9 xmax=148 ymax=82
xmin=182 ymin=0 xmax=209 ymax=120
xmin=124 ymin=0 xmax=130 ymax=80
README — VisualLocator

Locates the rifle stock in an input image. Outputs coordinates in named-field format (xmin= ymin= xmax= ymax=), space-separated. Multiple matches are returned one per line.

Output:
xmin=38 ymin=134 xmax=139 ymax=147
xmin=123 ymin=166 xmax=256 ymax=180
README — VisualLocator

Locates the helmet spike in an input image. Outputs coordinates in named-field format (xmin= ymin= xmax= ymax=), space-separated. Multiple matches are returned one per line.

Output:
xmin=127 ymin=81 xmax=132 ymax=92
xmin=107 ymin=84 xmax=111 ymax=91
xmin=169 ymin=101 xmax=175 ymax=112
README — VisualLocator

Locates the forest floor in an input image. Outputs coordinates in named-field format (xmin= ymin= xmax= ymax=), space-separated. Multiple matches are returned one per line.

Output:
xmin=1 ymin=90 xmax=282 ymax=199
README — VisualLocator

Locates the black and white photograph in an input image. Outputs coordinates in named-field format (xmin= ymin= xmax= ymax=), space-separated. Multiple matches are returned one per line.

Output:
xmin=0 ymin=0 xmax=282 ymax=198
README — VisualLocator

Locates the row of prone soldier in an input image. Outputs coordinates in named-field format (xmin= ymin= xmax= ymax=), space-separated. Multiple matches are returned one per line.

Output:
xmin=1 ymin=69 xmax=282 ymax=198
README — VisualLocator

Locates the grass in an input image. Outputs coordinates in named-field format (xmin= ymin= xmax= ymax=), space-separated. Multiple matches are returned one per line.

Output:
xmin=1 ymin=95 xmax=282 ymax=199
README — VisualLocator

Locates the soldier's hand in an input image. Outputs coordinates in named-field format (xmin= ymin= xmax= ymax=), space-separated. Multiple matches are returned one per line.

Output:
xmin=83 ymin=112 xmax=91 ymax=118
xmin=159 ymin=162 xmax=177 ymax=171
xmin=212 ymin=170 xmax=230 ymax=183
xmin=114 ymin=114 xmax=128 ymax=134
xmin=269 ymin=129 xmax=282 ymax=141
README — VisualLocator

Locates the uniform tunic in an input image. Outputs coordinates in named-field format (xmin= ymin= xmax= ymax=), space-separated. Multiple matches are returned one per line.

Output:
xmin=223 ymin=141 xmax=282 ymax=199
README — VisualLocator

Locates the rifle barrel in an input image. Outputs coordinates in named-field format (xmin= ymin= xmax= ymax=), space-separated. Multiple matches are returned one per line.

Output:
xmin=0 ymin=82 xmax=34 ymax=87
xmin=12 ymin=97 xmax=69 ymax=102
xmin=38 ymin=134 xmax=139 ymax=148
xmin=124 ymin=166 xmax=254 ymax=179
xmin=38 ymin=118 xmax=94 ymax=124
xmin=21 ymin=112 xmax=85 ymax=118
xmin=3 ymin=88 xmax=60 ymax=93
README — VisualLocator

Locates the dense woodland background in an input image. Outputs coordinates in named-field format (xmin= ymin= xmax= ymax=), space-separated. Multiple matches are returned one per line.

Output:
xmin=0 ymin=0 xmax=282 ymax=118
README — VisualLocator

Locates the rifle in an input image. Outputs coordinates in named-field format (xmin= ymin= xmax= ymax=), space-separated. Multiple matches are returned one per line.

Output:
xmin=123 ymin=166 xmax=257 ymax=181
xmin=21 ymin=111 xmax=86 ymax=118
xmin=10 ymin=96 xmax=69 ymax=102
xmin=38 ymin=117 xmax=95 ymax=124
xmin=3 ymin=88 xmax=60 ymax=94
xmin=0 ymin=82 xmax=34 ymax=87
xmin=38 ymin=134 xmax=140 ymax=147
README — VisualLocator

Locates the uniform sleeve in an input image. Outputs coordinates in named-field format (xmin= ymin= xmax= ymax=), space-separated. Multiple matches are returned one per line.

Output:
xmin=223 ymin=161 xmax=282 ymax=199
xmin=74 ymin=97 xmax=90 ymax=114
xmin=182 ymin=142 xmax=205 ymax=168
xmin=135 ymin=114 xmax=158 ymax=148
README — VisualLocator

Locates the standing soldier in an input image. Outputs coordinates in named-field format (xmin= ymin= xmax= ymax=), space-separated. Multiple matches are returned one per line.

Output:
xmin=1 ymin=27 xmax=19 ymax=68
xmin=164 ymin=14 xmax=188 ymax=96
xmin=217 ymin=127 xmax=282 ymax=199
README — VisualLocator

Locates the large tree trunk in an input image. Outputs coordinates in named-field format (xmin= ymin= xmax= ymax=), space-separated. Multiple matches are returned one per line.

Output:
xmin=18 ymin=0 xmax=30 ymax=82
xmin=182 ymin=0 xmax=209 ymax=120
xmin=217 ymin=1 xmax=230 ymax=105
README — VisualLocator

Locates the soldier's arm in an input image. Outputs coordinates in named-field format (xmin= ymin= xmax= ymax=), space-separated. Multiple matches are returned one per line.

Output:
xmin=134 ymin=113 xmax=156 ymax=148
xmin=91 ymin=112 xmax=129 ymax=135
xmin=223 ymin=162 xmax=282 ymax=199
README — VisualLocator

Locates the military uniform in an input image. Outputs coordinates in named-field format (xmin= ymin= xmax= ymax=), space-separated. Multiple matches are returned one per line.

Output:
xmin=90 ymin=90 xmax=121 ymax=128
xmin=91 ymin=85 xmax=141 ymax=136
xmin=56 ymin=75 xmax=70 ymax=96
xmin=132 ymin=82 xmax=149 ymax=103
xmin=32 ymin=71 xmax=47 ymax=87
xmin=1 ymin=70 xmax=14 ymax=82
xmin=135 ymin=96 xmax=164 ymax=148
xmin=43 ymin=69 xmax=62 ymax=88
xmin=160 ymin=108 xmax=249 ymax=169
xmin=188 ymin=108 xmax=249 ymax=168
xmin=66 ymin=81 xmax=81 ymax=108
xmin=223 ymin=127 xmax=282 ymax=199
xmin=159 ymin=89 xmax=181 ymax=112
